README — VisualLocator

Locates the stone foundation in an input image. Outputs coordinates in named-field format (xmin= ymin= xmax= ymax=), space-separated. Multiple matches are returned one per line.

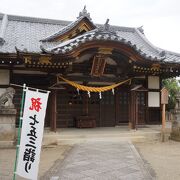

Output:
xmin=0 ymin=108 xmax=16 ymax=146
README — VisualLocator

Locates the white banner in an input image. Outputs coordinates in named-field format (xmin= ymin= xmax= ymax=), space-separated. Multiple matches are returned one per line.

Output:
xmin=16 ymin=88 xmax=49 ymax=180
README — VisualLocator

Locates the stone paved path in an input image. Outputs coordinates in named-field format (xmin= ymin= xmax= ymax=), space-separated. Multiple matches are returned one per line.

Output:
xmin=42 ymin=141 xmax=153 ymax=180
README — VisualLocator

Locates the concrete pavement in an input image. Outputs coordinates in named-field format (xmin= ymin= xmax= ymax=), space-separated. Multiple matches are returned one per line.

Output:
xmin=42 ymin=140 xmax=153 ymax=180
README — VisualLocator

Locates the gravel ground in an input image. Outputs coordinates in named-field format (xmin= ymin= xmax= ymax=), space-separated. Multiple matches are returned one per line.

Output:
xmin=0 ymin=145 xmax=71 ymax=180
xmin=134 ymin=140 xmax=180 ymax=180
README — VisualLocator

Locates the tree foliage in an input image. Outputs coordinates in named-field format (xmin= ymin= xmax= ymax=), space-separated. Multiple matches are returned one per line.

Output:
xmin=162 ymin=78 xmax=180 ymax=110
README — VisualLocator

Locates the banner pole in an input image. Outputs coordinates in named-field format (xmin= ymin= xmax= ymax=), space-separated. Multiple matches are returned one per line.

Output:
xmin=13 ymin=83 xmax=26 ymax=180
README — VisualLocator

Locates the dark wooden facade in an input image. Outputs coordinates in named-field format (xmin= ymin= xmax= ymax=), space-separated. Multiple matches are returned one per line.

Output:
xmin=11 ymin=73 xmax=160 ymax=130
xmin=0 ymin=8 xmax=180 ymax=131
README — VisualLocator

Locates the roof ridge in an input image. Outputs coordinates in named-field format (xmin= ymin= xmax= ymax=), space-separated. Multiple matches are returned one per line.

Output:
xmin=0 ymin=13 xmax=71 ymax=25
xmin=0 ymin=12 xmax=136 ymax=32
xmin=97 ymin=24 xmax=135 ymax=33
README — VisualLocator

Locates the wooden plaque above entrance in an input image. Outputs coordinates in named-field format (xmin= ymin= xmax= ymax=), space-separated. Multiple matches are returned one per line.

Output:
xmin=91 ymin=54 xmax=106 ymax=77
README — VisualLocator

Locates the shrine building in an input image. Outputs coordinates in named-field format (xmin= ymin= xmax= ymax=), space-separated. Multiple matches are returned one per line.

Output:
xmin=1 ymin=7 xmax=180 ymax=131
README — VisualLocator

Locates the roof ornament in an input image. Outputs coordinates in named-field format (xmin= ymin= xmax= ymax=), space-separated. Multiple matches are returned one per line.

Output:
xmin=97 ymin=18 xmax=117 ymax=35
xmin=137 ymin=26 xmax=144 ymax=34
xmin=104 ymin=19 xmax=110 ymax=31
xmin=78 ymin=5 xmax=92 ymax=20
xmin=159 ymin=50 xmax=166 ymax=57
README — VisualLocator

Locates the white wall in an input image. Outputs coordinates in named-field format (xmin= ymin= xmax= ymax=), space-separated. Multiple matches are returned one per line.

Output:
xmin=0 ymin=70 xmax=10 ymax=85
xmin=0 ymin=88 xmax=6 ymax=96
xmin=148 ymin=92 xmax=160 ymax=107
xmin=148 ymin=76 xmax=159 ymax=89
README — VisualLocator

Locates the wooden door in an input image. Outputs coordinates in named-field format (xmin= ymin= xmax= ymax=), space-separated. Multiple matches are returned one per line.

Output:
xmin=136 ymin=92 xmax=146 ymax=125
xmin=116 ymin=90 xmax=130 ymax=125
xmin=56 ymin=89 xmax=83 ymax=127
xmin=100 ymin=91 xmax=115 ymax=127
xmin=88 ymin=92 xmax=100 ymax=126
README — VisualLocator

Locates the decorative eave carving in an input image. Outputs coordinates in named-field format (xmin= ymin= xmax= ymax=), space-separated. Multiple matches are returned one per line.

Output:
xmin=98 ymin=48 xmax=112 ymax=55
xmin=22 ymin=54 xmax=71 ymax=69
xmin=151 ymin=63 xmax=161 ymax=70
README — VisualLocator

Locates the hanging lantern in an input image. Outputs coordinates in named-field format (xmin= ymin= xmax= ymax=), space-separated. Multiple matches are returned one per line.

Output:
xmin=87 ymin=91 xmax=91 ymax=98
xmin=99 ymin=92 xmax=102 ymax=99
xmin=112 ymin=88 xmax=115 ymax=95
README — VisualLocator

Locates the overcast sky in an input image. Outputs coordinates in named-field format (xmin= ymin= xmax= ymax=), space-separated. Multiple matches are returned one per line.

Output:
xmin=0 ymin=0 xmax=180 ymax=53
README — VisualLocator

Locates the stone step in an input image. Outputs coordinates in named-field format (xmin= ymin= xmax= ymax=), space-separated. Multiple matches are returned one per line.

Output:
xmin=57 ymin=136 xmax=147 ymax=145
xmin=42 ymin=131 xmax=162 ymax=146
xmin=57 ymin=132 xmax=160 ymax=138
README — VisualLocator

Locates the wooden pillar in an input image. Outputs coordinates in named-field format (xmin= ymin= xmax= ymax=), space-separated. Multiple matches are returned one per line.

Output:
xmin=115 ymin=88 xmax=118 ymax=126
xmin=130 ymin=91 xmax=134 ymax=129
xmin=83 ymin=92 xmax=89 ymax=115
xmin=130 ymin=91 xmax=137 ymax=129
xmin=161 ymin=87 xmax=168 ymax=141
xmin=162 ymin=104 xmax=166 ymax=131
xmin=161 ymin=103 xmax=166 ymax=142
xmin=50 ymin=89 xmax=57 ymax=132
xmin=135 ymin=93 xmax=138 ymax=130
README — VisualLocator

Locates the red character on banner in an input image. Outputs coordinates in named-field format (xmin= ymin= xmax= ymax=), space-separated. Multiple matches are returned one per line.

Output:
xmin=29 ymin=98 xmax=42 ymax=112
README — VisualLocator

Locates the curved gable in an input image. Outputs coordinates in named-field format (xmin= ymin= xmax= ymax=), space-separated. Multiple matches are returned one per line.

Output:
xmin=40 ymin=6 xmax=96 ymax=43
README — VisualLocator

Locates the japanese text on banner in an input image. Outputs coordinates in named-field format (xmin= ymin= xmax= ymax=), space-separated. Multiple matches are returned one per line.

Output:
xmin=16 ymin=89 xmax=49 ymax=180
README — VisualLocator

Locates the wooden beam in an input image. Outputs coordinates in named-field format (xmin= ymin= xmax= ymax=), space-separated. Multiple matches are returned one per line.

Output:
xmin=50 ymin=89 xmax=57 ymax=132
xmin=65 ymin=74 xmax=128 ymax=83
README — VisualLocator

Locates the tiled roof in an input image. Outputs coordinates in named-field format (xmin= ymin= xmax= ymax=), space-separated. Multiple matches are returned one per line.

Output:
xmin=0 ymin=12 xmax=180 ymax=64
xmin=0 ymin=13 xmax=67 ymax=53
xmin=41 ymin=26 xmax=165 ymax=61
